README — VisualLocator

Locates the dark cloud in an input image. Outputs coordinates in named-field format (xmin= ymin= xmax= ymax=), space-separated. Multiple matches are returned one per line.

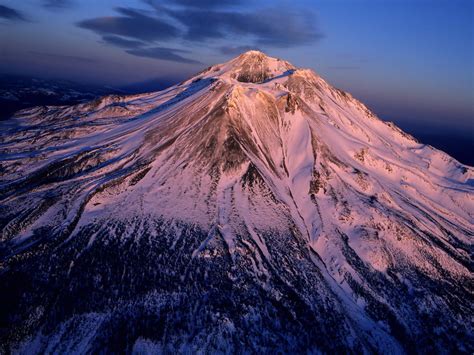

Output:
xmin=0 ymin=4 xmax=28 ymax=21
xmin=166 ymin=7 xmax=323 ymax=47
xmin=42 ymin=0 xmax=74 ymax=9
xmin=102 ymin=35 xmax=146 ymax=49
xmin=77 ymin=7 xmax=180 ymax=42
xmin=76 ymin=1 xmax=322 ymax=64
xmin=145 ymin=0 xmax=322 ymax=48
xmin=219 ymin=45 xmax=257 ymax=55
xmin=126 ymin=47 xmax=201 ymax=64
xmin=76 ymin=7 xmax=198 ymax=64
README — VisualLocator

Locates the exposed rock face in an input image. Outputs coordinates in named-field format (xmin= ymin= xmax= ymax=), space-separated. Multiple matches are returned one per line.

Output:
xmin=0 ymin=51 xmax=473 ymax=354
xmin=230 ymin=50 xmax=294 ymax=83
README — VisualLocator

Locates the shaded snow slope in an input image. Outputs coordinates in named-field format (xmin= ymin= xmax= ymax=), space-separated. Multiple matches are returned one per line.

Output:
xmin=1 ymin=50 xmax=473 ymax=354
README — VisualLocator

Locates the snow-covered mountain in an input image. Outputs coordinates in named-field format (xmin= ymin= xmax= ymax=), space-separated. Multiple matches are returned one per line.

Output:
xmin=0 ymin=51 xmax=472 ymax=353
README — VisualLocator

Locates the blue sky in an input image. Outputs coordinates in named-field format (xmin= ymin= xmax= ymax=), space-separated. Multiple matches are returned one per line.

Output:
xmin=0 ymin=0 xmax=472 ymax=133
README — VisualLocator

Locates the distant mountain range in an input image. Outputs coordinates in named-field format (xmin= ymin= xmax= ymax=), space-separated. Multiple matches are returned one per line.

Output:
xmin=0 ymin=75 xmax=120 ymax=120
xmin=0 ymin=74 xmax=178 ymax=121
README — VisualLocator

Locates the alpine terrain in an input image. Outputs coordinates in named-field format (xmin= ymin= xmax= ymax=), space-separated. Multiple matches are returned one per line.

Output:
xmin=0 ymin=51 xmax=472 ymax=353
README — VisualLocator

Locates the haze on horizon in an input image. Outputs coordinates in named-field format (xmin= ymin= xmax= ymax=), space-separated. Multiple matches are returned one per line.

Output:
xmin=0 ymin=0 xmax=473 ymax=136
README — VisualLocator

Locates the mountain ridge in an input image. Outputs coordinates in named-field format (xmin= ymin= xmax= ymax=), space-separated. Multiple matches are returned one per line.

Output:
xmin=0 ymin=51 xmax=472 ymax=354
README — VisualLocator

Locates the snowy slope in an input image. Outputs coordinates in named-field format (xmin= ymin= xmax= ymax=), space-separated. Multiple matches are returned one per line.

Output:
xmin=0 ymin=51 xmax=473 ymax=353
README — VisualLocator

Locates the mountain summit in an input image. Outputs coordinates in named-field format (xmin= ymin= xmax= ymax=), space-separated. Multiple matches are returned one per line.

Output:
xmin=207 ymin=50 xmax=296 ymax=83
xmin=0 ymin=51 xmax=472 ymax=353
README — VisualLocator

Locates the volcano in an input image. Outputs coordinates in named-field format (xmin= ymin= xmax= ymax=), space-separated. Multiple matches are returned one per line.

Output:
xmin=1 ymin=51 xmax=472 ymax=353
